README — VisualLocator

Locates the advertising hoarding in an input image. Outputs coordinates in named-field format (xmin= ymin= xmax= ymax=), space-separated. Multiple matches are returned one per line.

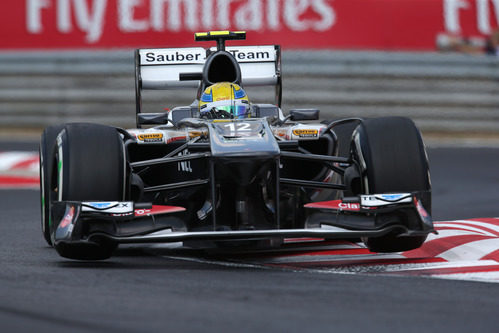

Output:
xmin=0 ymin=0 xmax=498 ymax=50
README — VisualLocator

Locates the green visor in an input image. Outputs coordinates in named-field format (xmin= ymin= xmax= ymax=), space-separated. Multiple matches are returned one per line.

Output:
xmin=201 ymin=100 xmax=251 ymax=119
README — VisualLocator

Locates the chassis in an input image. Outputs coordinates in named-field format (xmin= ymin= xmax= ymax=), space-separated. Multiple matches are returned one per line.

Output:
xmin=40 ymin=31 xmax=434 ymax=260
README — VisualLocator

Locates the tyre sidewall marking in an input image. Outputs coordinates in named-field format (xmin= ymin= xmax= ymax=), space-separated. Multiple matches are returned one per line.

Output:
xmin=56 ymin=130 xmax=65 ymax=202
xmin=121 ymin=136 xmax=126 ymax=200
xmin=40 ymin=144 xmax=46 ymax=232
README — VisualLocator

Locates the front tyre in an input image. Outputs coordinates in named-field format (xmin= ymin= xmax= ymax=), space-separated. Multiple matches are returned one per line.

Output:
xmin=351 ymin=117 xmax=431 ymax=252
xmin=40 ymin=125 xmax=65 ymax=246
xmin=54 ymin=123 xmax=127 ymax=260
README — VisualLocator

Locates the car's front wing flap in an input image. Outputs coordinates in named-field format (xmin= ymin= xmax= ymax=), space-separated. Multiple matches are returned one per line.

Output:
xmin=303 ymin=192 xmax=434 ymax=233
xmin=51 ymin=191 xmax=434 ymax=247
xmin=88 ymin=225 xmax=426 ymax=245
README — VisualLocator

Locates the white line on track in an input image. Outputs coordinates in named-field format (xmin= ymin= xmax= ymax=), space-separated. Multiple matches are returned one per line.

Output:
xmin=161 ymin=255 xmax=272 ymax=270
xmin=432 ymin=224 xmax=497 ymax=237
xmin=438 ymin=238 xmax=499 ymax=261
xmin=431 ymin=272 xmax=499 ymax=283
xmin=441 ymin=220 xmax=499 ymax=234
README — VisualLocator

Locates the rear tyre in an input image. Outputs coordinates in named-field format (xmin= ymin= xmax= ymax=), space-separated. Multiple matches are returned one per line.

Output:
xmin=53 ymin=123 xmax=127 ymax=260
xmin=351 ymin=117 xmax=431 ymax=252
xmin=40 ymin=125 xmax=65 ymax=246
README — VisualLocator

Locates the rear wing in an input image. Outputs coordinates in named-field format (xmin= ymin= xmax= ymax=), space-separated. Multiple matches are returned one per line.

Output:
xmin=135 ymin=45 xmax=282 ymax=114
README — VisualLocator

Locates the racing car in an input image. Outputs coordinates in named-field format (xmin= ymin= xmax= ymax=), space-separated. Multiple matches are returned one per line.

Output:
xmin=39 ymin=31 xmax=434 ymax=260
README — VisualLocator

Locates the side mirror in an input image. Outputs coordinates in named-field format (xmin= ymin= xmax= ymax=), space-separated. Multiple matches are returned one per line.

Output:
xmin=137 ymin=112 xmax=169 ymax=126
xmin=289 ymin=109 xmax=320 ymax=121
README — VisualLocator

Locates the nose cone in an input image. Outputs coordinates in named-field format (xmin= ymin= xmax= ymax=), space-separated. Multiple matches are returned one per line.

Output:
xmin=208 ymin=119 xmax=280 ymax=186
xmin=209 ymin=120 xmax=280 ymax=157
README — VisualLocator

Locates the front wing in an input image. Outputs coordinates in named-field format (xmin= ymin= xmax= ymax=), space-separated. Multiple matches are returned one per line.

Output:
xmin=50 ymin=192 xmax=435 ymax=251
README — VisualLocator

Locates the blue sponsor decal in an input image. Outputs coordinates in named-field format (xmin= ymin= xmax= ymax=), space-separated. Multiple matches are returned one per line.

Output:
xmin=379 ymin=194 xmax=406 ymax=201
xmin=87 ymin=202 xmax=116 ymax=209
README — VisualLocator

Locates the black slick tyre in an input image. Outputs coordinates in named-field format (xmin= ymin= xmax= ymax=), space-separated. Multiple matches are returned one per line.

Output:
xmin=53 ymin=123 xmax=126 ymax=260
xmin=40 ymin=125 xmax=65 ymax=246
xmin=351 ymin=117 xmax=431 ymax=252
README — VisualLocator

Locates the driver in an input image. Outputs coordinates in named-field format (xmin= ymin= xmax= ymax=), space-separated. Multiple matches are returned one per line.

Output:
xmin=199 ymin=82 xmax=251 ymax=119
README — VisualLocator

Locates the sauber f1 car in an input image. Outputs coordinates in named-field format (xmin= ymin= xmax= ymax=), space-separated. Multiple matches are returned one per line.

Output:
xmin=39 ymin=31 xmax=434 ymax=260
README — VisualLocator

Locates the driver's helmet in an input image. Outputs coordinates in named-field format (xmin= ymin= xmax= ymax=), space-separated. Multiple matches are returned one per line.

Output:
xmin=199 ymin=82 xmax=251 ymax=119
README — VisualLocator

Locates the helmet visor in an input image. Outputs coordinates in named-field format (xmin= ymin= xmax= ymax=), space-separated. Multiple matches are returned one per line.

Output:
xmin=215 ymin=104 xmax=250 ymax=118
xmin=201 ymin=100 xmax=251 ymax=119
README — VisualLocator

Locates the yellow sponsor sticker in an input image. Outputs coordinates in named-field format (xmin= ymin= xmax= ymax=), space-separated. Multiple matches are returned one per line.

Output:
xmin=188 ymin=131 xmax=204 ymax=138
xmin=292 ymin=129 xmax=318 ymax=138
xmin=138 ymin=133 xmax=163 ymax=142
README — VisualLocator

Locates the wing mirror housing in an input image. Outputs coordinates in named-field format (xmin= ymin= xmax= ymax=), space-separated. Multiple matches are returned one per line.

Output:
xmin=137 ymin=112 xmax=170 ymax=126
xmin=289 ymin=109 xmax=320 ymax=121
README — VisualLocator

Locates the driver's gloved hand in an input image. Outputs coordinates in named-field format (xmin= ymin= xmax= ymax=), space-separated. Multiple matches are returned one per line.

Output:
xmin=200 ymin=108 xmax=234 ymax=119
xmin=216 ymin=109 xmax=234 ymax=119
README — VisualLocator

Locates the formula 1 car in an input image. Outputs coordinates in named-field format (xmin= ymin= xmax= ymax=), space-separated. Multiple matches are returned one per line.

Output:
xmin=39 ymin=31 xmax=434 ymax=260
